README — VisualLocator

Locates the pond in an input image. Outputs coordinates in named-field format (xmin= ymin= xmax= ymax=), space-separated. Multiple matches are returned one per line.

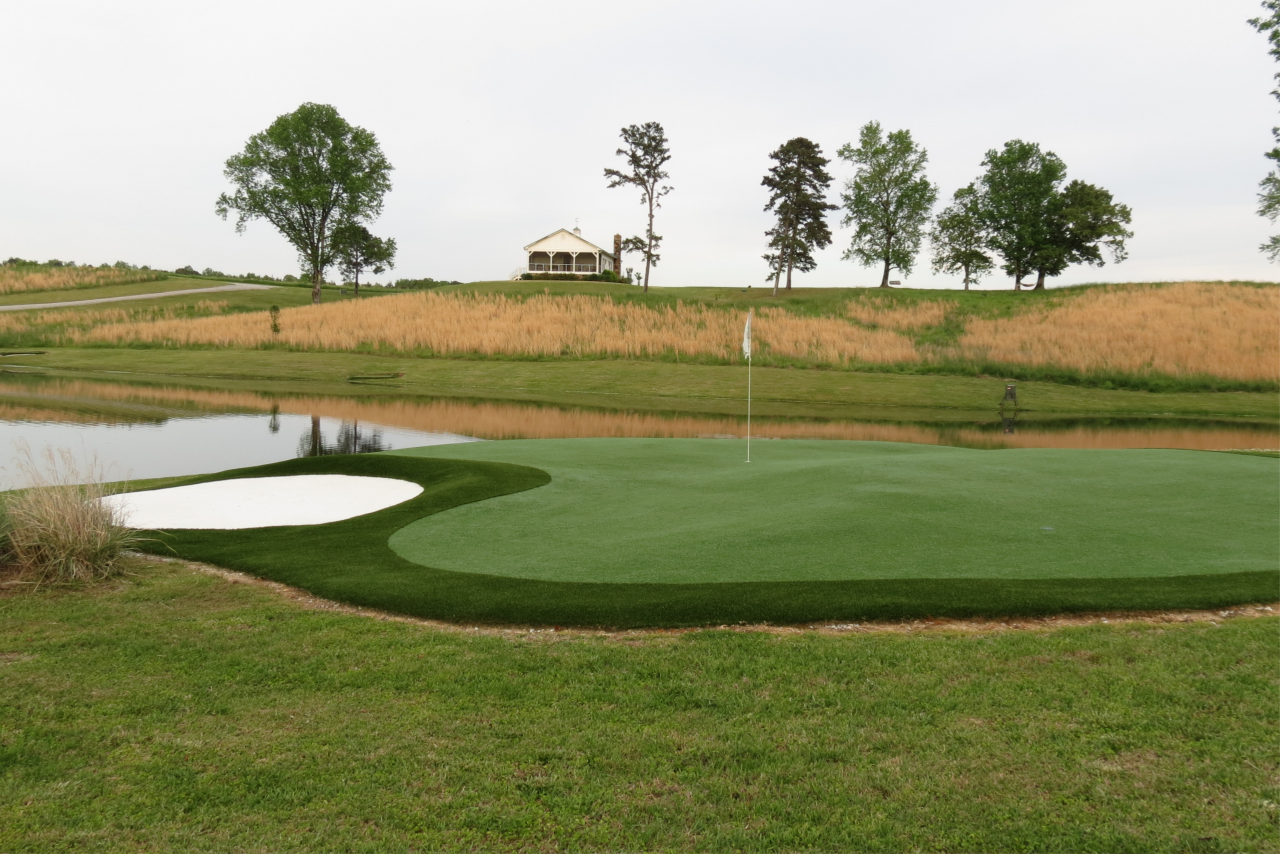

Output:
xmin=1 ymin=370 xmax=1275 ymax=489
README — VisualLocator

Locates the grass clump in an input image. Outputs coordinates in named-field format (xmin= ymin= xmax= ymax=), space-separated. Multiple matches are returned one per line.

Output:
xmin=0 ymin=447 xmax=141 ymax=587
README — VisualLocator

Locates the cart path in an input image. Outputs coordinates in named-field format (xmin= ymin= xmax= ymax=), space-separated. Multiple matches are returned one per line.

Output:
xmin=0 ymin=283 xmax=278 ymax=312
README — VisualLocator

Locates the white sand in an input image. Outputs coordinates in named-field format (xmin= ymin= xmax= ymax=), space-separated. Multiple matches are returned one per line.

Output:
xmin=100 ymin=474 xmax=424 ymax=530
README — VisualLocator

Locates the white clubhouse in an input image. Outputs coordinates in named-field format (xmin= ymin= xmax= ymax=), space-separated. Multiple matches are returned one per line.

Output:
xmin=519 ymin=227 xmax=619 ymax=278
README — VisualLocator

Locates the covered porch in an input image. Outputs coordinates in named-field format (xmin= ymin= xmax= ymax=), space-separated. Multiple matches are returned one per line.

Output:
xmin=526 ymin=250 xmax=607 ymax=274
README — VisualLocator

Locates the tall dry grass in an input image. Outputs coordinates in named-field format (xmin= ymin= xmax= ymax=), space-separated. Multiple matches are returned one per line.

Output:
xmin=954 ymin=283 xmax=1280 ymax=382
xmin=0 ymin=446 xmax=141 ymax=586
xmin=0 ymin=265 xmax=167 ymax=296
xmin=0 ymin=300 xmax=229 ymax=338
xmin=78 ymin=292 xmax=921 ymax=365
xmin=846 ymin=296 xmax=951 ymax=330
xmin=45 ymin=282 xmax=1280 ymax=383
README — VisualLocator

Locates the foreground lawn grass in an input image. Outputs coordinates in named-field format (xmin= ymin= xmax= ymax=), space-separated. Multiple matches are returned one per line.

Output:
xmin=0 ymin=565 xmax=1275 ymax=852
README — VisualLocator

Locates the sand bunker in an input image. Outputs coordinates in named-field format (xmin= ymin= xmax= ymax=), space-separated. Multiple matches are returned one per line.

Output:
xmin=101 ymin=475 xmax=424 ymax=529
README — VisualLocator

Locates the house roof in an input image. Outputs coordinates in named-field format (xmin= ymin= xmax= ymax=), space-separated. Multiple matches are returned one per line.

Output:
xmin=524 ymin=228 xmax=614 ymax=258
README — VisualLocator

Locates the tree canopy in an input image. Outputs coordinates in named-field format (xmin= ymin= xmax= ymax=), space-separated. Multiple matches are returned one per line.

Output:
xmin=604 ymin=122 xmax=672 ymax=293
xmin=216 ymin=103 xmax=393 ymax=304
xmin=1029 ymin=180 xmax=1132 ymax=288
xmin=973 ymin=140 xmax=1066 ymax=289
xmin=762 ymin=137 xmax=836 ymax=295
xmin=333 ymin=222 xmax=397 ymax=296
xmin=838 ymin=122 xmax=937 ymax=287
xmin=1251 ymin=1 xmax=1280 ymax=260
xmin=930 ymin=185 xmax=992 ymax=291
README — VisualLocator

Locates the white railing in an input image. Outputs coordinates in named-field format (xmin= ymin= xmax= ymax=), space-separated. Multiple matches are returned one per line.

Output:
xmin=528 ymin=263 xmax=599 ymax=273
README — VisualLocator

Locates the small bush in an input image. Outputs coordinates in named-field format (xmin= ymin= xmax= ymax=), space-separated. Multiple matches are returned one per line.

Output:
xmin=0 ymin=447 xmax=142 ymax=587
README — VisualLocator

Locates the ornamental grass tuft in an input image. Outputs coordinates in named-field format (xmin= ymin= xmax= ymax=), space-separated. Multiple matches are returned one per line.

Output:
xmin=0 ymin=446 xmax=141 ymax=587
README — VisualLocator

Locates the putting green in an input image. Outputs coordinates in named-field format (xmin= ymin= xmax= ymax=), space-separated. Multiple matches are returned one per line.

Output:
xmin=388 ymin=439 xmax=1278 ymax=584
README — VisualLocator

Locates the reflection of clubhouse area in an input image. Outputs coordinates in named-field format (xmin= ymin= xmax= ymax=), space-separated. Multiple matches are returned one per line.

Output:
xmin=1 ymin=373 xmax=1276 ymax=453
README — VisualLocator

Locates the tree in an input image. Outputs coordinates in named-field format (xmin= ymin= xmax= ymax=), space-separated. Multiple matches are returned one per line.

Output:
xmin=604 ymin=122 xmax=672 ymax=293
xmin=974 ymin=140 xmax=1066 ymax=289
xmin=216 ymin=103 xmax=393 ymax=305
xmin=332 ymin=222 xmax=396 ymax=297
xmin=930 ymin=185 xmax=993 ymax=290
xmin=761 ymin=137 xmax=836 ymax=296
xmin=1251 ymin=1 xmax=1280 ymax=260
xmin=1029 ymin=180 xmax=1132 ymax=288
xmin=837 ymin=122 xmax=937 ymax=287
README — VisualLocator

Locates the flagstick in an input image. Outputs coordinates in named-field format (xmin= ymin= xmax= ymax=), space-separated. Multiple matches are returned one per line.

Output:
xmin=746 ymin=352 xmax=752 ymax=463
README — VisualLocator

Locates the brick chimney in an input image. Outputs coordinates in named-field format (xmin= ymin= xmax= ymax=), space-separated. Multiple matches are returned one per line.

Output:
xmin=614 ymin=234 xmax=622 ymax=269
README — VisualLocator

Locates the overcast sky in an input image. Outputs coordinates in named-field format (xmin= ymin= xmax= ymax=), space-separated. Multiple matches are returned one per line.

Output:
xmin=2 ymin=0 xmax=1277 ymax=289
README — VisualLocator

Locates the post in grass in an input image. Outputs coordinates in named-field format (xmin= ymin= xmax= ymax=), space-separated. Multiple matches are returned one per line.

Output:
xmin=743 ymin=309 xmax=752 ymax=462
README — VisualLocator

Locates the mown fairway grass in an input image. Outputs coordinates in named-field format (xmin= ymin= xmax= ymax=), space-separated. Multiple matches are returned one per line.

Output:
xmin=0 ymin=564 xmax=1275 ymax=853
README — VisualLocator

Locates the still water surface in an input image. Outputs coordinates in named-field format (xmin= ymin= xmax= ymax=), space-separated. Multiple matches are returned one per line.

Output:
xmin=2 ymin=371 xmax=1275 ymax=489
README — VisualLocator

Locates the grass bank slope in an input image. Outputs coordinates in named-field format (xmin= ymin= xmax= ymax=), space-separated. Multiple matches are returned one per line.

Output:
xmin=23 ymin=349 xmax=1278 ymax=420
xmin=51 ymin=281 xmax=1277 ymax=389
xmin=391 ymin=439 xmax=1278 ymax=584
xmin=2 ymin=565 xmax=1274 ymax=851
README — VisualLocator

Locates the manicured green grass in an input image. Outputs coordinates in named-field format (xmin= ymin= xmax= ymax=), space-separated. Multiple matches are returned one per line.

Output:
xmin=1 ymin=565 xmax=1275 ymax=852
xmin=134 ymin=445 xmax=1276 ymax=626
xmin=16 ymin=349 xmax=1279 ymax=422
xmin=389 ymin=439 xmax=1278 ymax=584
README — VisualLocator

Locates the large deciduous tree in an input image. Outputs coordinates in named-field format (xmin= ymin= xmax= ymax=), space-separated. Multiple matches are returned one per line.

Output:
xmin=1029 ymin=180 xmax=1132 ymax=289
xmin=837 ymin=122 xmax=937 ymax=287
xmin=1251 ymin=1 xmax=1280 ymax=260
xmin=973 ymin=140 xmax=1066 ymax=289
xmin=604 ymin=122 xmax=672 ymax=293
xmin=216 ymin=103 xmax=393 ymax=304
xmin=332 ymin=223 xmax=397 ymax=297
xmin=929 ymin=185 xmax=993 ymax=290
xmin=762 ymin=137 xmax=836 ymax=296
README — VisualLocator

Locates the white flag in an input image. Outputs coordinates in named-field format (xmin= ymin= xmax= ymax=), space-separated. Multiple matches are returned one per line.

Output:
xmin=742 ymin=310 xmax=752 ymax=358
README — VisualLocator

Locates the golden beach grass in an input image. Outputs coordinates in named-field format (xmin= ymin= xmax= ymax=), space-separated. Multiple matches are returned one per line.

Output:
xmin=0 ymin=265 xmax=167 ymax=295
xmin=54 ymin=283 xmax=1280 ymax=382
xmin=846 ymin=296 xmax=951 ymax=330
xmin=953 ymin=283 xmax=1279 ymax=382
xmin=76 ymin=292 xmax=920 ymax=365
xmin=0 ymin=301 xmax=229 ymax=337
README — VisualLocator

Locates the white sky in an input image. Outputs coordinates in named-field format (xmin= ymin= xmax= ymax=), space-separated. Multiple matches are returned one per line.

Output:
xmin=2 ymin=0 xmax=1277 ymax=289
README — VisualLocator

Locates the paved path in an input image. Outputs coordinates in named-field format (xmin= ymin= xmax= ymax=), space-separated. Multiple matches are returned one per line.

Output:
xmin=0 ymin=283 xmax=278 ymax=312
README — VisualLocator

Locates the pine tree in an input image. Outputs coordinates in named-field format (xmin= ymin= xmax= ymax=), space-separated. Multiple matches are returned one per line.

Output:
xmin=762 ymin=138 xmax=836 ymax=295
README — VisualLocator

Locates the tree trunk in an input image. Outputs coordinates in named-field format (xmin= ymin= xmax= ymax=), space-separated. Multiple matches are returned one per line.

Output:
xmin=1014 ymin=272 xmax=1023 ymax=291
xmin=963 ymin=264 xmax=970 ymax=291
xmin=880 ymin=258 xmax=891 ymax=288
xmin=354 ymin=268 xmax=360 ymax=298
xmin=308 ymin=415 xmax=322 ymax=456
xmin=785 ymin=259 xmax=793 ymax=290
xmin=311 ymin=269 xmax=322 ymax=305
xmin=1033 ymin=270 xmax=1046 ymax=290
xmin=772 ymin=264 xmax=780 ymax=298
xmin=643 ymin=202 xmax=655 ymax=293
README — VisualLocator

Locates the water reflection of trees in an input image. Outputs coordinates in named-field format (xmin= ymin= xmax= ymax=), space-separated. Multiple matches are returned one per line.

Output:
xmin=297 ymin=416 xmax=390 ymax=457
